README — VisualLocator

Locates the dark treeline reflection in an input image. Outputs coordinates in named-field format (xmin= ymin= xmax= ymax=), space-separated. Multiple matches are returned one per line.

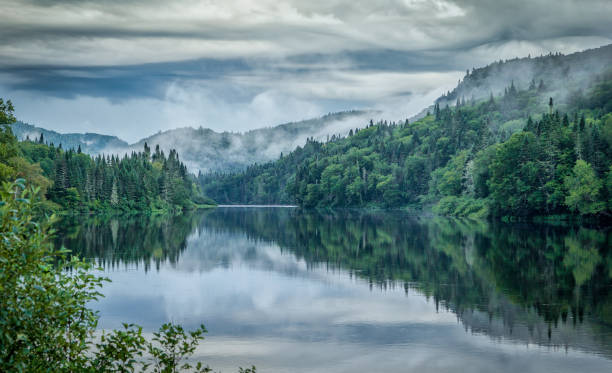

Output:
xmin=55 ymin=213 xmax=200 ymax=272
xmin=58 ymin=208 xmax=612 ymax=354
xmin=203 ymin=209 xmax=612 ymax=329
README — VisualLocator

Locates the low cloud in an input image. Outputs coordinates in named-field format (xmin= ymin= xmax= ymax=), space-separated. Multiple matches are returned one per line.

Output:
xmin=2 ymin=68 xmax=460 ymax=142
xmin=0 ymin=0 xmax=611 ymax=139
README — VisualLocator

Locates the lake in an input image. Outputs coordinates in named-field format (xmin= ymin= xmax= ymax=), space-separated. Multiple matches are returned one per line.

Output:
xmin=55 ymin=208 xmax=612 ymax=372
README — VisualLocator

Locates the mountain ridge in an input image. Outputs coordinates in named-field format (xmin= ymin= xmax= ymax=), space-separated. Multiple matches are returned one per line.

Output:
xmin=10 ymin=110 xmax=375 ymax=172
xmin=10 ymin=121 xmax=129 ymax=154
xmin=437 ymin=43 xmax=612 ymax=107
xmin=199 ymin=44 xmax=612 ymax=218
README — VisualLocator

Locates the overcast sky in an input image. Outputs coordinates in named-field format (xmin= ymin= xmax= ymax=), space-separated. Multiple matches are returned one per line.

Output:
xmin=1 ymin=0 xmax=611 ymax=142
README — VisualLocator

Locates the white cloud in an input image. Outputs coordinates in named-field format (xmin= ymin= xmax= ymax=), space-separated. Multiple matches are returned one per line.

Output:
xmin=454 ymin=36 xmax=612 ymax=68
xmin=2 ymin=0 xmax=611 ymax=67
xmin=3 ymin=66 xmax=462 ymax=141
xmin=0 ymin=37 xmax=283 ymax=67
xmin=1 ymin=0 xmax=611 ymax=138
xmin=162 ymin=81 xmax=323 ymax=133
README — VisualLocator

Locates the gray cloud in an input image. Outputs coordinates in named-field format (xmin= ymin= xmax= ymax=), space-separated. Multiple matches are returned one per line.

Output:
xmin=0 ymin=0 xmax=611 ymax=140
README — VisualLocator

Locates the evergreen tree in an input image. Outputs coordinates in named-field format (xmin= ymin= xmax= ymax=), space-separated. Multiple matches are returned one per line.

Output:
xmin=564 ymin=160 xmax=605 ymax=215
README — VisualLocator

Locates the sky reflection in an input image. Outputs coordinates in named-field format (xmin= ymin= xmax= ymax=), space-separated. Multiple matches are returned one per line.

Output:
xmin=79 ymin=211 xmax=612 ymax=372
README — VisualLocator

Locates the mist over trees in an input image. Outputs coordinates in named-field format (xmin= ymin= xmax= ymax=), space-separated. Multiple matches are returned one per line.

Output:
xmin=436 ymin=44 xmax=612 ymax=109
xmin=200 ymin=50 xmax=612 ymax=218
xmin=10 ymin=111 xmax=372 ymax=174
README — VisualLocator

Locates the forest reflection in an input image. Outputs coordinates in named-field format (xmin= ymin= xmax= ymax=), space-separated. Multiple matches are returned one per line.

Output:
xmin=56 ymin=208 xmax=612 ymax=356
xmin=56 ymin=213 xmax=199 ymax=271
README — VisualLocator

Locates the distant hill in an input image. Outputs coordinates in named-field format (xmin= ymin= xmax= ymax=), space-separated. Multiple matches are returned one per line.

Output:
xmin=10 ymin=121 xmax=129 ymax=154
xmin=436 ymin=43 xmax=612 ymax=107
xmin=130 ymin=110 xmax=373 ymax=172
xmin=11 ymin=110 xmax=374 ymax=173
xmin=198 ymin=44 xmax=612 ymax=218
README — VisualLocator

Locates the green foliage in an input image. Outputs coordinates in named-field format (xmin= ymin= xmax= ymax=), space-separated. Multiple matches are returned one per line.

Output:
xmin=0 ymin=99 xmax=213 ymax=213
xmin=429 ymin=151 xmax=469 ymax=197
xmin=433 ymin=196 xmax=489 ymax=219
xmin=201 ymin=72 xmax=612 ymax=218
xmin=94 ymin=323 xmax=216 ymax=373
xmin=488 ymin=132 xmax=546 ymax=215
xmin=148 ymin=324 xmax=211 ymax=373
xmin=92 ymin=324 xmax=147 ymax=372
xmin=0 ymin=99 xmax=19 ymax=183
xmin=0 ymin=180 xmax=97 ymax=370
xmin=0 ymin=180 xmax=248 ymax=372
xmin=0 ymin=98 xmax=15 ymax=125
xmin=607 ymin=165 xmax=612 ymax=210
xmin=564 ymin=160 xmax=605 ymax=214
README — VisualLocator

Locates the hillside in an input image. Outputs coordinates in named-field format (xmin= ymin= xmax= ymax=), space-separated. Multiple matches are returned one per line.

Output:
xmin=1 ymin=98 xmax=209 ymax=213
xmin=129 ymin=110 xmax=373 ymax=172
xmin=11 ymin=110 xmax=373 ymax=173
xmin=437 ymin=43 xmax=612 ymax=108
xmin=1 ymin=125 xmax=209 ymax=213
xmin=10 ymin=121 xmax=129 ymax=154
xmin=200 ymin=46 xmax=612 ymax=218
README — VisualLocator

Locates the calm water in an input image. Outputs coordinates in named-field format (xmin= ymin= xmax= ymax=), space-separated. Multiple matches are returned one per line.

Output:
xmin=56 ymin=208 xmax=612 ymax=372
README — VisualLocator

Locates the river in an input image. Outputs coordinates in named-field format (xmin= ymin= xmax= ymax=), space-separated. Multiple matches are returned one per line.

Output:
xmin=55 ymin=208 xmax=612 ymax=372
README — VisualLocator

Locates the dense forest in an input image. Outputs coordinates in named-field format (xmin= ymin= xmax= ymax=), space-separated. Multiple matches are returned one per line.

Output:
xmin=0 ymin=100 xmax=213 ymax=213
xmin=200 ymin=68 xmax=612 ymax=218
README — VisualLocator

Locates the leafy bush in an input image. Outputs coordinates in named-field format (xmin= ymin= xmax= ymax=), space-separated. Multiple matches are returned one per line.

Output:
xmin=433 ymin=196 xmax=489 ymax=219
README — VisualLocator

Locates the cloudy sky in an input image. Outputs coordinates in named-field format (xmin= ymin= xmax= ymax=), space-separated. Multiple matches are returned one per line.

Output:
xmin=1 ymin=0 xmax=611 ymax=142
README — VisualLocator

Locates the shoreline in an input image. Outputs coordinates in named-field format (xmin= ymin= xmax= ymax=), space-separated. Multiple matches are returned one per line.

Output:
xmin=217 ymin=204 xmax=298 ymax=208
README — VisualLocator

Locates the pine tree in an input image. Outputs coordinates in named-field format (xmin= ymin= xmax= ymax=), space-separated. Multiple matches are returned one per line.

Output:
xmin=549 ymin=97 xmax=554 ymax=114
xmin=110 ymin=178 xmax=119 ymax=206
xmin=529 ymin=79 xmax=536 ymax=90
xmin=538 ymin=79 xmax=545 ymax=92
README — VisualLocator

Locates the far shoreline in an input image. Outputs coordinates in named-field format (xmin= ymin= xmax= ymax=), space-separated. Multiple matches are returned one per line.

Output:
xmin=217 ymin=204 xmax=298 ymax=208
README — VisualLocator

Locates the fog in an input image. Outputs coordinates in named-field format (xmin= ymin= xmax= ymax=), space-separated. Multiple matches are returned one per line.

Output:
xmin=436 ymin=44 xmax=612 ymax=109
xmin=2 ymin=68 xmax=461 ymax=144
xmin=2 ymin=0 xmax=611 ymax=143
xmin=126 ymin=110 xmax=380 ymax=173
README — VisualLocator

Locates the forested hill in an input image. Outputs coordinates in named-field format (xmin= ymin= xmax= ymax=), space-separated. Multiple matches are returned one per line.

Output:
xmin=436 ymin=43 xmax=612 ymax=108
xmin=11 ymin=110 xmax=373 ymax=173
xmin=200 ymin=61 xmax=612 ymax=218
xmin=0 ymin=100 xmax=212 ymax=213
xmin=128 ymin=110 xmax=373 ymax=172
xmin=10 ymin=121 xmax=129 ymax=155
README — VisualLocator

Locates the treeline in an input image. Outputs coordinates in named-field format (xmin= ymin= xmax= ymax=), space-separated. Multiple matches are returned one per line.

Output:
xmin=0 ymin=100 xmax=213 ymax=213
xmin=198 ymin=137 xmax=325 ymax=205
xmin=200 ymin=71 xmax=612 ymax=218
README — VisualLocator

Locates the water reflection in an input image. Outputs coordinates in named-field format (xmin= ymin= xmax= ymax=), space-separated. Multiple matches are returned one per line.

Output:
xmin=56 ymin=213 xmax=198 ymax=271
xmin=56 ymin=209 xmax=612 ymax=372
